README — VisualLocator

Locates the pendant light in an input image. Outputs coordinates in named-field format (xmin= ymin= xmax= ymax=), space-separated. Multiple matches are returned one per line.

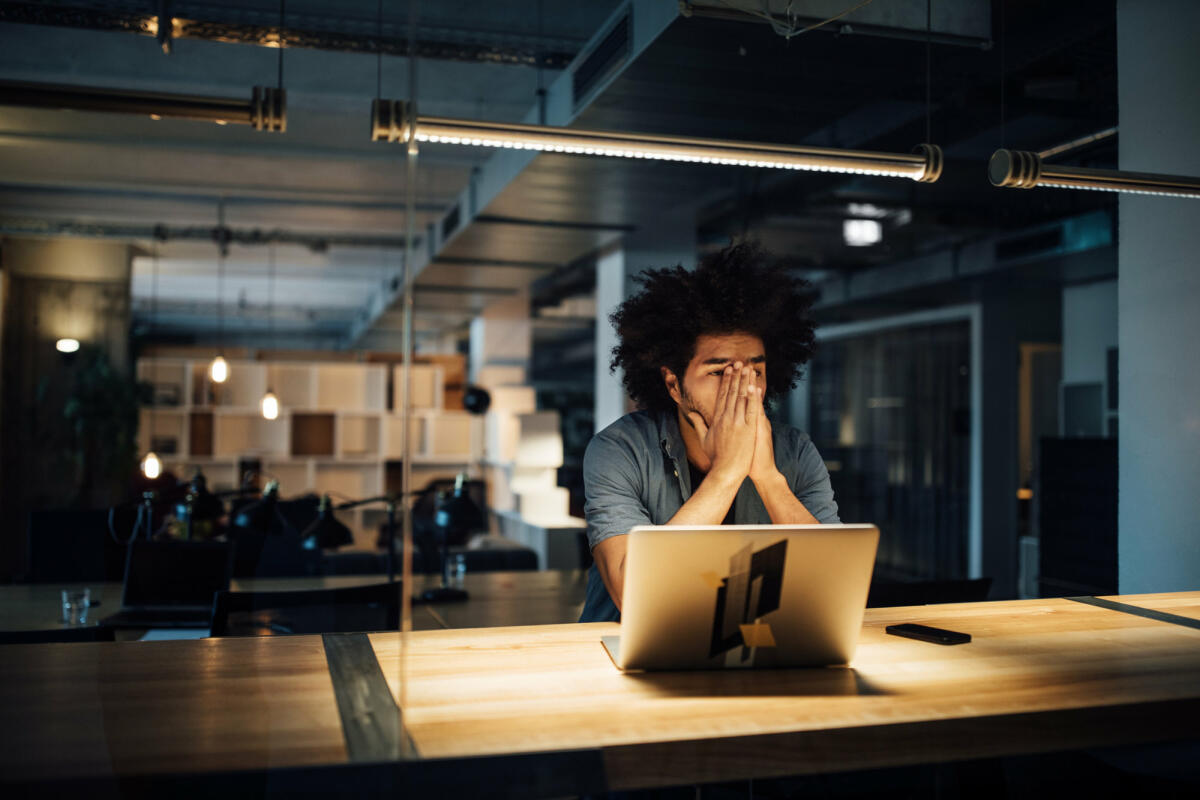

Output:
xmin=988 ymin=148 xmax=1200 ymax=199
xmin=370 ymin=100 xmax=943 ymax=182
xmin=141 ymin=241 xmax=163 ymax=479
xmin=209 ymin=198 xmax=229 ymax=384
xmin=261 ymin=241 xmax=279 ymax=420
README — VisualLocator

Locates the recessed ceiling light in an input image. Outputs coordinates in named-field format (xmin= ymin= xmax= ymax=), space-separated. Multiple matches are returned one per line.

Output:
xmin=843 ymin=219 xmax=882 ymax=247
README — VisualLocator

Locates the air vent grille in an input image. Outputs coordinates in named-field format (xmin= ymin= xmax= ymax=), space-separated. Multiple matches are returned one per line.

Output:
xmin=572 ymin=14 xmax=630 ymax=110
xmin=442 ymin=204 xmax=461 ymax=241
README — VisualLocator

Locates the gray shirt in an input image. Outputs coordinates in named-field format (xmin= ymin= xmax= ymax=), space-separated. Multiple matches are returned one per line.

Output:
xmin=579 ymin=409 xmax=840 ymax=622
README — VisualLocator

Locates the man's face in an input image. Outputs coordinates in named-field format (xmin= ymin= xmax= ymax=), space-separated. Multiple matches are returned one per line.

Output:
xmin=663 ymin=331 xmax=766 ymax=427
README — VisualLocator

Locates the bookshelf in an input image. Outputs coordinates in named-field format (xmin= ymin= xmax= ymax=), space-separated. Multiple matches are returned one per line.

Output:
xmin=136 ymin=357 xmax=474 ymax=548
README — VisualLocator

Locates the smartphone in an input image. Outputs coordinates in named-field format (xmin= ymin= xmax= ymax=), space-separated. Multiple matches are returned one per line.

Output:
xmin=885 ymin=623 xmax=971 ymax=645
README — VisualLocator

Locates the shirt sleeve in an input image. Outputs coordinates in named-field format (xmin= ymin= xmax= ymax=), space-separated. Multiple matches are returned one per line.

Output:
xmin=582 ymin=429 xmax=654 ymax=550
xmin=790 ymin=435 xmax=842 ymax=524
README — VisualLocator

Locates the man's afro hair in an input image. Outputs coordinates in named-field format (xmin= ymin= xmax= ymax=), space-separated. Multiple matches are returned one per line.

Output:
xmin=609 ymin=241 xmax=817 ymax=414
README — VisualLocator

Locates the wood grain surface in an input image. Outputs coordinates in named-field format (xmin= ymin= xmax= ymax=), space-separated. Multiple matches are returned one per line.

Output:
xmin=4 ymin=590 xmax=1200 ymax=789
xmin=372 ymin=594 xmax=1200 ymax=788
xmin=0 ymin=635 xmax=347 ymax=781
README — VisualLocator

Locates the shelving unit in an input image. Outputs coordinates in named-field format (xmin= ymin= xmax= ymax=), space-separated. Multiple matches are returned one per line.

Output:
xmin=137 ymin=357 xmax=472 ymax=548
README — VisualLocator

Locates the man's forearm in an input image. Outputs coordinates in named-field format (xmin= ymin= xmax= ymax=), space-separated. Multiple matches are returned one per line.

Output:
xmin=667 ymin=468 xmax=743 ymax=526
xmin=752 ymin=470 xmax=819 ymax=524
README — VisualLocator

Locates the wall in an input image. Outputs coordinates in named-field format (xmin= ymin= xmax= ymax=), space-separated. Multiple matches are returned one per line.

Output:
xmin=1117 ymin=0 xmax=1200 ymax=593
xmin=1062 ymin=280 xmax=1117 ymax=386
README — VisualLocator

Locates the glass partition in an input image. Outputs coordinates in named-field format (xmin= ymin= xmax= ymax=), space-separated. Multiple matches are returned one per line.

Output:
xmin=807 ymin=320 xmax=972 ymax=581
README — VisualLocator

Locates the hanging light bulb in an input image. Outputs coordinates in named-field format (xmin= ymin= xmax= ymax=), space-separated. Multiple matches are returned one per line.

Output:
xmin=261 ymin=388 xmax=279 ymax=420
xmin=210 ymin=354 xmax=229 ymax=383
xmin=142 ymin=450 xmax=162 ymax=479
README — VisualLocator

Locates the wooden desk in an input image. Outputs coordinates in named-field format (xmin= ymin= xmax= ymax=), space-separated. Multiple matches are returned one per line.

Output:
xmin=378 ymin=594 xmax=1200 ymax=789
xmin=0 ymin=571 xmax=587 ymax=634
xmin=2 ymin=593 xmax=1199 ymax=793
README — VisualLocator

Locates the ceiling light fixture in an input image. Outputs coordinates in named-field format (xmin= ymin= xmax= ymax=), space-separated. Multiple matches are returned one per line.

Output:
xmin=55 ymin=338 xmax=80 ymax=353
xmin=843 ymin=219 xmax=882 ymax=247
xmin=370 ymin=101 xmax=943 ymax=182
xmin=0 ymin=80 xmax=286 ymax=132
xmin=989 ymin=149 xmax=1200 ymax=199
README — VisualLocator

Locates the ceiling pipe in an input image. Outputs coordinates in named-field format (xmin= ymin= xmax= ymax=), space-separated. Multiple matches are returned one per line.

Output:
xmin=0 ymin=219 xmax=412 ymax=249
xmin=0 ymin=2 xmax=577 ymax=68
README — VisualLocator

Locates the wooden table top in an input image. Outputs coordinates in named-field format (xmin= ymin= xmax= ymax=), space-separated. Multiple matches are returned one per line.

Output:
xmin=0 ymin=570 xmax=588 ymax=633
xmin=376 ymin=593 xmax=1200 ymax=788
xmin=2 ymin=591 xmax=1199 ymax=790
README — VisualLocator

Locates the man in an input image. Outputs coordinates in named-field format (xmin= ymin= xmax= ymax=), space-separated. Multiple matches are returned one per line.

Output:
xmin=580 ymin=241 xmax=840 ymax=623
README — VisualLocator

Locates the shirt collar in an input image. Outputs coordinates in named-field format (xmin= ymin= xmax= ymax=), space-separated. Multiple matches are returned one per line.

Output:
xmin=657 ymin=409 xmax=687 ymax=464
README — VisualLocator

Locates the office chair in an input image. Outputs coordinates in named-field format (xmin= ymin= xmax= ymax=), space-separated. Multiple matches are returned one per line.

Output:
xmin=209 ymin=581 xmax=402 ymax=637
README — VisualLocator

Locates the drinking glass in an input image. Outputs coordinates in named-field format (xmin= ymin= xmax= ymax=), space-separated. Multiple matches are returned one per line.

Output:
xmin=61 ymin=588 xmax=91 ymax=626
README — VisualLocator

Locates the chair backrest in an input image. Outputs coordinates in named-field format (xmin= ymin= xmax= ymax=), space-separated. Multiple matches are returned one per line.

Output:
xmin=0 ymin=626 xmax=117 ymax=645
xmin=209 ymin=581 xmax=402 ymax=637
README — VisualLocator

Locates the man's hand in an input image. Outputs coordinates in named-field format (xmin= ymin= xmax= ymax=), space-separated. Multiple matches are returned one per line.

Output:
xmin=685 ymin=363 xmax=760 ymax=483
xmin=748 ymin=390 xmax=780 ymax=487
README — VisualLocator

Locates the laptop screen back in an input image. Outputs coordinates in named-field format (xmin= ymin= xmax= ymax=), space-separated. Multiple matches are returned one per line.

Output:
xmin=122 ymin=540 xmax=232 ymax=608
xmin=617 ymin=524 xmax=879 ymax=670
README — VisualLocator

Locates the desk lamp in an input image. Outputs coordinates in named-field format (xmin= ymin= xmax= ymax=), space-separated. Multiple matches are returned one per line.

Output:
xmin=418 ymin=473 xmax=484 ymax=604
xmin=303 ymin=494 xmax=401 ymax=583
xmin=233 ymin=479 xmax=281 ymax=531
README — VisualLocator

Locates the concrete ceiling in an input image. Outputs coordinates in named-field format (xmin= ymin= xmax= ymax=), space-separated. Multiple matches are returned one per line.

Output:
xmin=0 ymin=0 xmax=1119 ymax=351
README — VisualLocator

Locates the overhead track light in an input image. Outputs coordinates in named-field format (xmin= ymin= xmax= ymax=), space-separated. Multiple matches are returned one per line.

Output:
xmin=0 ymin=81 xmax=286 ymax=132
xmin=371 ymin=100 xmax=943 ymax=182
xmin=989 ymin=149 xmax=1200 ymax=199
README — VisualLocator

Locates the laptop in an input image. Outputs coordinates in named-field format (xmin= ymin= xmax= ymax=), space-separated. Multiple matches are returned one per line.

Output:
xmin=602 ymin=524 xmax=879 ymax=671
xmin=100 ymin=540 xmax=233 ymax=629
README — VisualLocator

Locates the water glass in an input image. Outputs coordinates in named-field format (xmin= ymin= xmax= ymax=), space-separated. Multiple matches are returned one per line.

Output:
xmin=450 ymin=553 xmax=467 ymax=586
xmin=61 ymin=588 xmax=91 ymax=626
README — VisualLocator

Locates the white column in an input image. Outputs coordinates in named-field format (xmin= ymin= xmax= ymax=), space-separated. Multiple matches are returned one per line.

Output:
xmin=593 ymin=215 xmax=696 ymax=433
xmin=1117 ymin=0 xmax=1200 ymax=592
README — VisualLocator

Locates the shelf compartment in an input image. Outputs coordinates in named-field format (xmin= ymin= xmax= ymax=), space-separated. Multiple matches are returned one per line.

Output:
xmin=315 ymin=364 xmax=386 ymax=411
xmin=393 ymin=364 xmax=443 ymax=410
xmin=267 ymin=364 xmax=315 ymax=408
xmin=189 ymin=411 xmax=214 ymax=457
xmin=292 ymin=413 xmax=335 ymax=457
xmin=427 ymin=411 xmax=475 ymax=458
xmin=338 ymin=414 xmax=382 ymax=458
xmin=263 ymin=460 xmax=313 ymax=497
xmin=213 ymin=412 xmax=288 ymax=457
xmin=138 ymin=408 xmax=188 ymax=457
xmin=382 ymin=415 xmax=425 ymax=458
xmin=138 ymin=359 xmax=187 ymax=407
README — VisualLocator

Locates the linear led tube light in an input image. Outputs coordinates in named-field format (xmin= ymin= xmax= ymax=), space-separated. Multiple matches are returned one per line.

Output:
xmin=371 ymin=100 xmax=943 ymax=181
xmin=0 ymin=81 xmax=286 ymax=132
xmin=989 ymin=149 xmax=1200 ymax=199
